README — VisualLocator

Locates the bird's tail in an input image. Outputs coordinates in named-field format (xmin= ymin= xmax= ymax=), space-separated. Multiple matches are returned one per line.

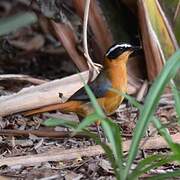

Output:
xmin=23 ymin=101 xmax=83 ymax=116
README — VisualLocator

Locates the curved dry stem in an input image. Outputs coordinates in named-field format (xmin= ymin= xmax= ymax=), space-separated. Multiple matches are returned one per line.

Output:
xmin=83 ymin=0 xmax=102 ymax=76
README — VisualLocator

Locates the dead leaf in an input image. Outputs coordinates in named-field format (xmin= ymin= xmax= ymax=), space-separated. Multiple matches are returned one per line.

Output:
xmin=65 ymin=171 xmax=83 ymax=180
xmin=99 ymin=159 xmax=113 ymax=173
xmin=8 ymin=34 xmax=45 ymax=51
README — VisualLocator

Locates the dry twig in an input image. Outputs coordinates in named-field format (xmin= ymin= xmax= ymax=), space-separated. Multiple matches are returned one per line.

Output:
xmin=0 ymin=71 xmax=89 ymax=117
xmin=0 ymin=74 xmax=48 ymax=85
xmin=83 ymin=0 xmax=101 ymax=71
xmin=0 ymin=129 xmax=90 ymax=138
xmin=1 ymin=133 xmax=179 ymax=167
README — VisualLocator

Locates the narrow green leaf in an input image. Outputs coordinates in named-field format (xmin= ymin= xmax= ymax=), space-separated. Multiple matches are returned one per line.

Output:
xmin=44 ymin=116 xmax=121 ymax=179
xmin=170 ymin=143 xmax=180 ymax=156
xmin=123 ymin=50 xmax=180 ymax=179
xmin=135 ymin=154 xmax=166 ymax=171
xmin=42 ymin=118 xmax=78 ymax=128
xmin=82 ymin=129 xmax=120 ymax=178
xmin=147 ymin=169 xmax=180 ymax=180
xmin=73 ymin=112 xmax=100 ymax=134
xmin=129 ymin=154 xmax=178 ymax=179
xmin=171 ymin=84 xmax=180 ymax=124
xmin=102 ymin=119 xmax=123 ymax=160
xmin=152 ymin=117 xmax=173 ymax=146
xmin=101 ymin=118 xmax=124 ymax=176
xmin=111 ymin=89 xmax=174 ymax=149
xmin=0 ymin=12 xmax=37 ymax=36
xmin=77 ymin=125 xmax=121 ymax=179
xmin=110 ymin=89 xmax=141 ymax=109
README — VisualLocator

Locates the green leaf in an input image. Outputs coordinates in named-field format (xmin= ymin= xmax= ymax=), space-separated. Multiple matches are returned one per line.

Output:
xmin=73 ymin=113 xmax=100 ymax=134
xmin=82 ymin=126 xmax=122 ymax=179
xmin=44 ymin=116 xmax=121 ymax=179
xmin=147 ymin=169 xmax=180 ymax=180
xmin=111 ymin=89 xmax=174 ymax=149
xmin=152 ymin=117 xmax=174 ymax=148
xmin=112 ymin=86 xmax=180 ymax=159
xmin=170 ymin=143 xmax=180 ymax=156
xmin=0 ymin=12 xmax=37 ymax=36
xmin=101 ymin=118 xmax=124 ymax=176
xmin=110 ymin=89 xmax=141 ymax=109
xmin=171 ymin=84 xmax=180 ymax=124
xmin=128 ymin=154 xmax=178 ymax=179
xmin=123 ymin=50 xmax=180 ymax=179
xmin=42 ymin=118 xmax=78 ymax=129
xmin=82 ymin=129 xmax=121 ymax=178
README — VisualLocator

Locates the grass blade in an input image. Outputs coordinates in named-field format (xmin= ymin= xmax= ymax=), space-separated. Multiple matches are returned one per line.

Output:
xmin=123 ymin=50 xmax=180 ymax=179
xmin=147 ymin=169 xmax=180 ymax=180
xmin=76 ymin=77 xmax=124 ymax=178
xmin=101 ymin=118 xmax=124 ymax=177
xmin=44 ymin=116 xmax=121 ymax=179
xmin=83 ymin=129 xmax=121 ymax=179
xmin=42 ymin=118 xmax=79 ymax=129
xmin=128 ymin=154 xmax=178 ymax=179
xmin=73 ymin=113 xmax=100 ymax=134
xmin=111 ymin=89 xmax=174 ymax=148
xmin=171 ymin=84 xmax=180 ymax=124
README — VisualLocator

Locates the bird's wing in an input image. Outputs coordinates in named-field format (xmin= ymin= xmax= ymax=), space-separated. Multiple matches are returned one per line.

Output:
xmin=69 ymin=71 xmax=112 ymax=101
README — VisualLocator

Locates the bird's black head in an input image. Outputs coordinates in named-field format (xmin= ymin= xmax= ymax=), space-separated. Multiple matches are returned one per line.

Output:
xmin=106 ymin=43 xmax=139 ymax=59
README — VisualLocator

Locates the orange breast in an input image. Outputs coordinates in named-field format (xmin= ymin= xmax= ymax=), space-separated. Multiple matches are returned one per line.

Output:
xmin=98 ymin=62 xmax=127 ymax=115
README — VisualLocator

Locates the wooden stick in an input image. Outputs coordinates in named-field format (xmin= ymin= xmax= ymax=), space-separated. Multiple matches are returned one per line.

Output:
xmin=0 ymin=133 xmax=179 ymax=167
xmin=0 ymin=129 xmax=133 ymax=138
xmin=0 ymin=71 xmax=89 ymax=117
xmin=0 ymin=129 xmax=90 ymax=138
xmin=0 ymin=74 xmax=48 ymax=85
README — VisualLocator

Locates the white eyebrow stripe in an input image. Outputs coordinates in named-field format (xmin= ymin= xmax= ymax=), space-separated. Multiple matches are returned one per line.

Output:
xmin=106 ymin=44 xmax=132 ymax=56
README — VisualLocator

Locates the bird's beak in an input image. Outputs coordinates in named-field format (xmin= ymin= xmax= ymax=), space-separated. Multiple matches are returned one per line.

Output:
xmin=129 ymin=46 xmax=142 ymax=57
xmin=132 ymin=46 xmax=142 ymax=51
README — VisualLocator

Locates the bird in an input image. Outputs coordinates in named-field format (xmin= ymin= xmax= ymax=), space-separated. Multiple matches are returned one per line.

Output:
xmin=24 ymin=43 xmax=139 ymax=120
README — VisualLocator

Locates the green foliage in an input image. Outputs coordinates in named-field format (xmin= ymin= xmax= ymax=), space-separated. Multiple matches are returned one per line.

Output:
xmin=43 ymin=50 xmax=180 ymax=179
xmin=42 ymin=118 xmax=79 ymax=128
xmin=123 ymin=50 xmax=180 ymax=179
xmin=110 ymin=89 xmax=175 ymax=152
xmin=171 ymin=84 xmax=180 ymax=124
xmin=74 ymin=77 xmax=124 ymax=178
xmin=128 ymin=154 xmax=179 ymax=179
xmin=147 ymin=169 xmax=180 ymax=180
xmin=72 ymin=112 xmax=101 ymax=134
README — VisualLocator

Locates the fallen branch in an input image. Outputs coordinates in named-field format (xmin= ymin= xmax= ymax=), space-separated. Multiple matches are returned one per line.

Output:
xmin=0 ymin=129 xmax=90 ymax=138
xmin=0 ymin=71 xmax=89 ymax=117
xmin=0 ymin=129 xmax=132 ymax=138
xmin=0 ymin=133 xmax=179 ymax=167
xmin=0 ymin=74 xmax=48 ymax=85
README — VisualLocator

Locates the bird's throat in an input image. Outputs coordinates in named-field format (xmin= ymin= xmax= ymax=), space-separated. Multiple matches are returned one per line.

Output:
xmin=107 ymin=62 xmax=127 ymax=91
xmin=100 ymin=62 xmax=127 ymax=114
